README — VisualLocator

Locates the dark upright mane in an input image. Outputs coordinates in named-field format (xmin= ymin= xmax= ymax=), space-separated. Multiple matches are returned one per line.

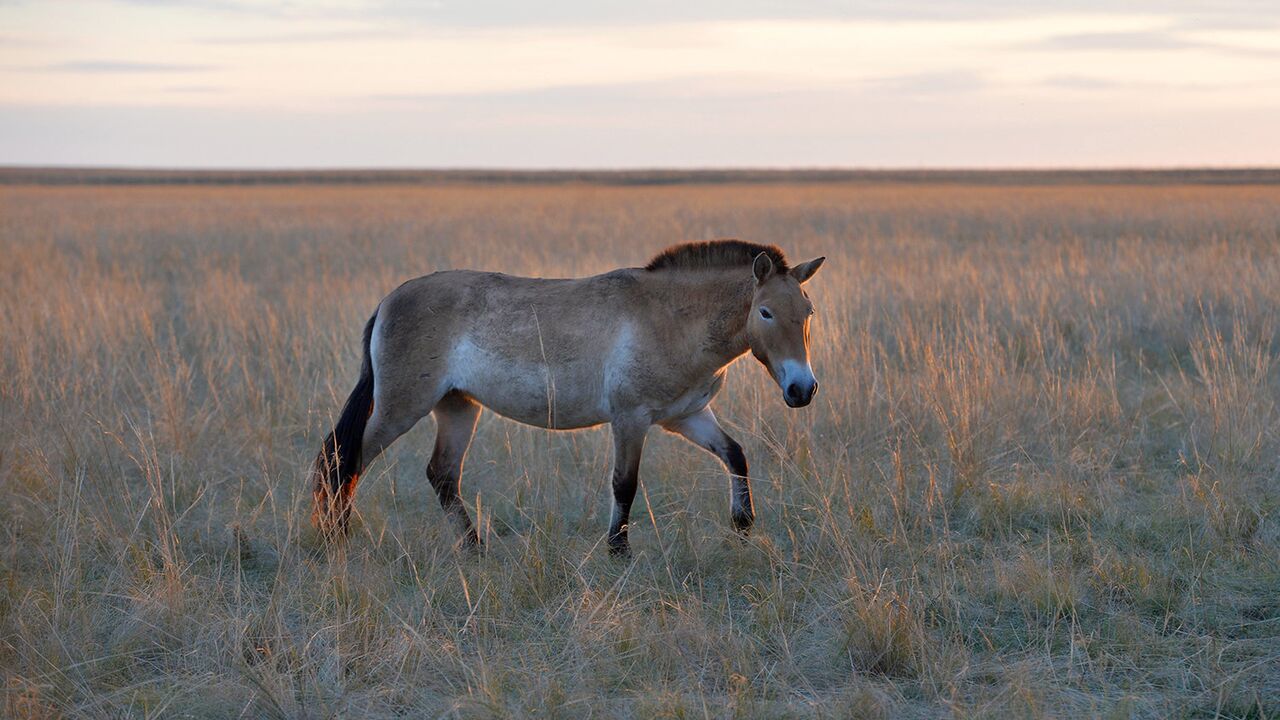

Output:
xmin=644 ymin=240 xmax=789 ymax=273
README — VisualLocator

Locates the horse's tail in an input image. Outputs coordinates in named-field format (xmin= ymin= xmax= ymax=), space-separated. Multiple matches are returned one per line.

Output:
xmin=311 ymin=310 xmax=378 ymax=535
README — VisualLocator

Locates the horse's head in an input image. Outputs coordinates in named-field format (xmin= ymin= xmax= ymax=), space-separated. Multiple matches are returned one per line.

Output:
xmin=747 ymin=252 xmax=825 ymax=408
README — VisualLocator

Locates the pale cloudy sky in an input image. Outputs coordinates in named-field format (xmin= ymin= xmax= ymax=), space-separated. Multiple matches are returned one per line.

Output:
xmin=1 ymin=1 xmax=1278 ymax=168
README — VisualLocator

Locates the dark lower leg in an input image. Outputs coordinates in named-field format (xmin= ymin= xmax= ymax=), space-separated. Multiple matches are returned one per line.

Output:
xmin=659 ymin=409 xmax=754 ymax=539
xmin=608 ymin=473 xmax=638 ymax=556
xmin=724 ymin=440 xmax=754 ymax=535
xmin=429 ymin=392 xmax=482 ymax=548
xmin=428 ymin=457 xmax=479 ymax=547
xmin=607 ymin=422 xmax=646 ymax=557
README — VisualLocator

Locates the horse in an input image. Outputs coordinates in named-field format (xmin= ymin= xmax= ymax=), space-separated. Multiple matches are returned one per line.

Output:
xmin=310 ymin=239 xmax=825 ymax=556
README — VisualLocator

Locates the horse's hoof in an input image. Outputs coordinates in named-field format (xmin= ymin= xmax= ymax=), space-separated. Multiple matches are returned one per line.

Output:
xmin=608 ymin=542 xmax=632 ymax=559
xmin=312 ymin=494 xmax=354 ymax=541
xmin=731 ymin=513 xmax=754 ymax=539
xmin=460 ymin=534 xmax=485 ymax=556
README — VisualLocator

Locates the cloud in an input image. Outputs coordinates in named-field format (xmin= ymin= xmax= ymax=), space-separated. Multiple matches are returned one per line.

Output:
xmin=367 ymin=77 xmax=763 ymax=104
xmin=92 ymin=0 xmax=1280 ymax=27
xmin=1042 ymin=75 xmax=1247 ymax=93
xmin=196 ymin=28 xmax=407 ymax=44
xmin=0 ymin=34 xmax=37 ymax=46
xmin=1169 ymin=14 xmax=1280 ymax=31
xmin=109 ymin=0 xmax=290 ymax=15
xmin=1025 ymin=31 xmax=1196 ymax=51
xmin=360 ymin=0 xmax=1280 ymax=27
xmin=1022 ymin=29 xmax=1280 ymax=57
xmin=36 ymin=60 xmax=217 ymax=73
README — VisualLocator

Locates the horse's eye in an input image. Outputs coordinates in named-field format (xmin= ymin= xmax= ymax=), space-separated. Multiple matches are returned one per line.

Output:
xmin=759 ymin=308 xmax=773 ymax=320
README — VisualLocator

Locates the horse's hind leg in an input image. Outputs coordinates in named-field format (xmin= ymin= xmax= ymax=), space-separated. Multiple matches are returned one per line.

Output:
xmin=428 ymin=391 xmax=484 ymax=548
xmin=313 ymin=310 xmax=441 ymax=536
xmin=330 ymin=398 xmax=432 ymax=532
xmin=660 ymin=408 xmax=754 ymax=535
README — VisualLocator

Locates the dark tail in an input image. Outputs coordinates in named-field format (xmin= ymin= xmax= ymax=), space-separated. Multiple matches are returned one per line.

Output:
xmin=312 ymin=311 xmax=378 ymax=535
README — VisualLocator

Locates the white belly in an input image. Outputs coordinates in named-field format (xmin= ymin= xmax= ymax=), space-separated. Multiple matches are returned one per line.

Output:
xmin=446 ymin=336 xmax=609 ymax=429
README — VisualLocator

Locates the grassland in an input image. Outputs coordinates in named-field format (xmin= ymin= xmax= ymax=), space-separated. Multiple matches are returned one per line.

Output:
xmin=1 ymin=178 xmax=1278 ymax=718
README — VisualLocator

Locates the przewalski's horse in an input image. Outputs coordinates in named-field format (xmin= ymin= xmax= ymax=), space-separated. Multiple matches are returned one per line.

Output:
xmin=311 ymin=240 xmax=825 ymax=556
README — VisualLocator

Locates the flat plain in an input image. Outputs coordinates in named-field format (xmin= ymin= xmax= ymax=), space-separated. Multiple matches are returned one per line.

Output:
xmin=2 ymin=177 xmax=1278 ymax=718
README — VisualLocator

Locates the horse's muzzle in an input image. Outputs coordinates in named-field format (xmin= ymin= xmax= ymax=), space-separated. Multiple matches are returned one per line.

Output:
xmin=784 ymin=379 xmax=817 ymax=408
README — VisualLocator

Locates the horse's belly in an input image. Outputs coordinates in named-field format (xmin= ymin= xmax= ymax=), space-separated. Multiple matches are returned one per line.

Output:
xmin=467 ymin=386 xmax=608 ymax=430
xmin=447 ymin=337 xmax=608 ymax=430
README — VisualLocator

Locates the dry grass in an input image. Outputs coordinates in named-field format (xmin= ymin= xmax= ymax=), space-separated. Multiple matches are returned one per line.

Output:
xmin=1 ymin=180 xmax=1279 ymax=718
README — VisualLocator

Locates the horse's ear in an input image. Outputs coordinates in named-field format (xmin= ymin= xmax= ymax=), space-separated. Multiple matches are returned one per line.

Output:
xmin=791 ymin=256 xmax=826 ymax=284
xmin=753 ymin=252 xmax=775 ymax=284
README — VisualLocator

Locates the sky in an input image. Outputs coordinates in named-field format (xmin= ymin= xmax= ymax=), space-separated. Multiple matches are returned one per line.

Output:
xmin=1 ymin=0 xmax=1278 ymax=168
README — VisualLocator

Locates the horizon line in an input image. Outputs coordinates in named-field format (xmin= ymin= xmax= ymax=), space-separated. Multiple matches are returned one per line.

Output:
xmin=5 ymin=165 xmax=1280 ymax=188
xmin=5 ymin=163 xmax=1280 ymax=173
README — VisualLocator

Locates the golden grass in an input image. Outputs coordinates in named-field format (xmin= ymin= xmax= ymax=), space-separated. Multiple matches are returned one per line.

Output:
xmin=1 ymin=180 xmax=1279 ymax=717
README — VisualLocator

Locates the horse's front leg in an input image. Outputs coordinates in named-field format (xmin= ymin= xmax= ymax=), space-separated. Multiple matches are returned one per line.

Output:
xmin=606 ymin=419 xmax=649 ymax=557
xmin=660 ymin=407 xmax=754 ymax=536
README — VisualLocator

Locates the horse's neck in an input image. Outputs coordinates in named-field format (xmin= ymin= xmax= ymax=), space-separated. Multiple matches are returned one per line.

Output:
xmin=664 ymin=270 xmax=753 ymax=371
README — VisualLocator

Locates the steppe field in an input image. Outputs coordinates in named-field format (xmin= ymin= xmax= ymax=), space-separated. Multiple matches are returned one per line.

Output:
xmin=3 ymin=174 xmax=1280 ymax=719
